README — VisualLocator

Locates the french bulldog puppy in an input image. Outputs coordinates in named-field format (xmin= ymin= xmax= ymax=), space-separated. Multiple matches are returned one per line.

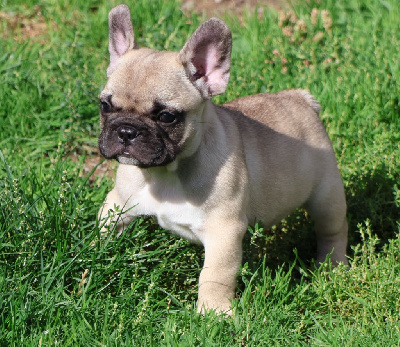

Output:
xmin=98 ymin=4 xmax=348 ymax=314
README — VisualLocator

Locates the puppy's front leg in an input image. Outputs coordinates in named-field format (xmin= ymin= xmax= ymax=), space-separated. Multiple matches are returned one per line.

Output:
xmin=197 ymin=221 xmax=246 ymax=314
xmin=98 ymin=188 xmax=134 ymax=236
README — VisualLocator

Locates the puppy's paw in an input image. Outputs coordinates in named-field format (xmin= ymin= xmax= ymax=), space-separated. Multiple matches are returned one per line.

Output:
xmin=197 ymin=304 xmax=233 ymax=316
xmin=197 ymin=281 xmax=234 ymax=316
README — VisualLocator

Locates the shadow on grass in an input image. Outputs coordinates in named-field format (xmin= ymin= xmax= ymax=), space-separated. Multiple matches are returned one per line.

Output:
xmin=345 ymin=167 xmax=399 ymax=247
xmin=242 ymin=166 xmax=399 ymax=275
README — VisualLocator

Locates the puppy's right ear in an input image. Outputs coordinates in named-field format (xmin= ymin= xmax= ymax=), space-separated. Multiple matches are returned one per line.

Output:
xmin=179 ymin=18 xmax=232 ymax=98
xmin=107 ymin=4 xmax=137 ymax=77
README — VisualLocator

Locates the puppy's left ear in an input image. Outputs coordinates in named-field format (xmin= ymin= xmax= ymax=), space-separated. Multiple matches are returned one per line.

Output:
xmin=179 ymin=18 xmax=232 ymax=98
xmin=107 ymin=4 xmax=137 ymax=77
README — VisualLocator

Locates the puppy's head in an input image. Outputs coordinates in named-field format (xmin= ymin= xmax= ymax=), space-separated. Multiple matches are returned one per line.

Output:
xmin=98 ymin=4 xmax=232 ymax=168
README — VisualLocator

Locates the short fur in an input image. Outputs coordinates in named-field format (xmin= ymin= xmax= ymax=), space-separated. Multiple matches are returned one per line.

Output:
xmin=98 ymin=4 xmax=348 ymax=314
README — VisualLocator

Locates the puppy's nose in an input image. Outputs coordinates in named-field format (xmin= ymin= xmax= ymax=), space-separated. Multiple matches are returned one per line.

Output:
xmin=117 ymin=125 xmax=138 ymax=144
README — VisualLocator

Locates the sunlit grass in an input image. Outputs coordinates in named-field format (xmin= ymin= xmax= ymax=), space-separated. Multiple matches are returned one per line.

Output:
xmin=1 ymin=0 xmax=399 ymax=344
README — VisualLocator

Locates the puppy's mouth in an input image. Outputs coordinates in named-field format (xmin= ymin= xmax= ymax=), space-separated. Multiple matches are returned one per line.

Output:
xmin=98 ymin=120 xmax=177 ymax=168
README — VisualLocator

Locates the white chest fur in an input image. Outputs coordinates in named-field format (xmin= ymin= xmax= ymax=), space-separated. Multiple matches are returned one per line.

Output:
xmin=120 ymin=172 xmax=205 ymax=244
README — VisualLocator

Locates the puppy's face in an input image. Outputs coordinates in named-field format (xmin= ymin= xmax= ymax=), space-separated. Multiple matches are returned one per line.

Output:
xmin=98 ymin=49 xmax=202 ymax=168
xmin=98 ymin=5 xmax=232 ymax=168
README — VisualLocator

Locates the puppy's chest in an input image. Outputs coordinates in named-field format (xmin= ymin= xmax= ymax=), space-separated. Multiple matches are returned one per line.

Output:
xmin=133 ymin=184 xmax=205 ymax=243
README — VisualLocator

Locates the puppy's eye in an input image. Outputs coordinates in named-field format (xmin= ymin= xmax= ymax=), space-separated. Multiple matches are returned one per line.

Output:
xmin=100 ymin=100 xmax=112 ymax=113
xmin=158 ymin=111 xmax=176 ymax=124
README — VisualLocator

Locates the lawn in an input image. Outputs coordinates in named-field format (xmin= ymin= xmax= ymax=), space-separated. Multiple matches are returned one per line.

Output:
xmin=1 ymin=0 xmax=399 ymax=345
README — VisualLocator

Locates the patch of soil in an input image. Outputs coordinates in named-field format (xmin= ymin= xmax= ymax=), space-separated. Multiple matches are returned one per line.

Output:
xmin=69 ymin=152 xmax=116 ymax=183
xmin=181 ymin=0 xmax=287 ymax=17
xmin=0 ymin=6 xmax=49 ymax=42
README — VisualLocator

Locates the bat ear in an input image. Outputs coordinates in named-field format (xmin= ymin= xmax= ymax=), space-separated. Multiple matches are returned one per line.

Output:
xmin=178 ymin=18 xmax=232 ymax=98
xmin=107 ymin=4 xmax=137 ymax=77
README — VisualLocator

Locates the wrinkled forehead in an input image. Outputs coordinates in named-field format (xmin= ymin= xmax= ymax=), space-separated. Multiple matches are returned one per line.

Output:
xmin=101 ymin=48 xmax=201 ymax=113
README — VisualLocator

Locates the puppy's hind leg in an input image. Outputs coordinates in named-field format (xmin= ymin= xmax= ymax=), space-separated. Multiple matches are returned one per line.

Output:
xmin=305 ymin=175 xmax=348 ymax=265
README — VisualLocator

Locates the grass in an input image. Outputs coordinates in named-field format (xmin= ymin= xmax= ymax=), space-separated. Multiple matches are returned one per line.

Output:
xmin=0 ymin=0 xmax=399 ymax=345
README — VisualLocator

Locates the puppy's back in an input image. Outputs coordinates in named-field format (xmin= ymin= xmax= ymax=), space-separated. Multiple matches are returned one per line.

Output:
xmin=223 ymin=89 xmax=329 ymax=148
